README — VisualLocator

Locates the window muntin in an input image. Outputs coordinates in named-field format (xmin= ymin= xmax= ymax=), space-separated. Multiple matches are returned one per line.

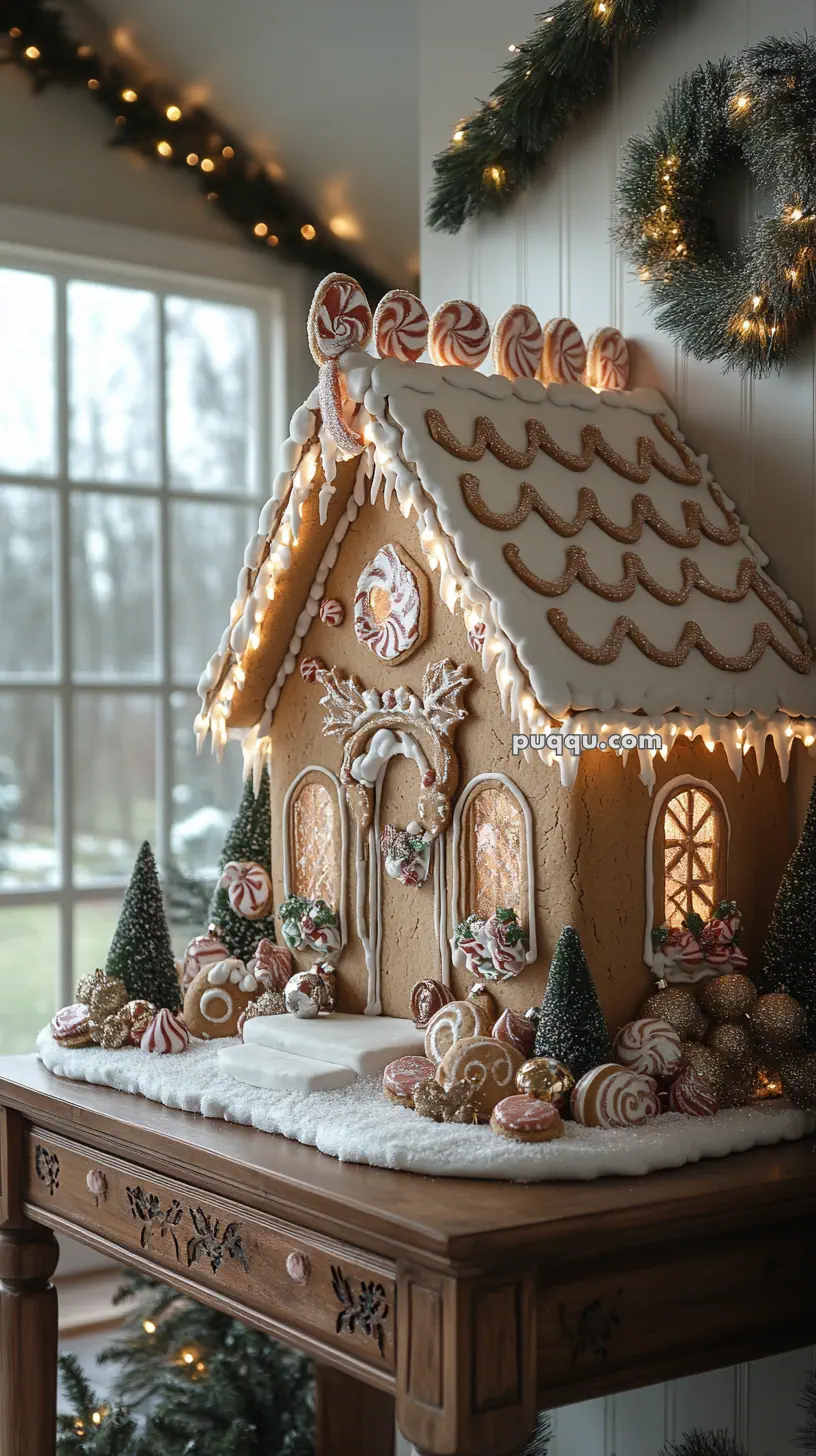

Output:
xmin=660 ymin=784 xmax=726 ymax=926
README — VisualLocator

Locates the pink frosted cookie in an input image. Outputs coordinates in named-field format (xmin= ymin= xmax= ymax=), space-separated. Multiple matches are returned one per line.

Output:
xmin=428 ymin=299 xmax=491 ymax=368
xmin=490 ymin=304 xmax=544 ymax=381
xmin=140 ymin=1008 xmax=190 ymax=1055
xmin=218 ymin=861 xmax=273 ymax=920
xmin=51 ymin=1002 xmax=94 ymax=1047
xmin=571 ymin=1063 xmax=661 ymax=1129
xmin=613 ymin=1018 xmax=683 ymax=1079
xmin=373 ymin=289 xmax=429 ymax=362
xmin=492 ymin=1008 xmax=535 ymax=1058
xmin=668 ymin=1066 xmax=718 ymax=1117
xmin=424 ymin=998 xmax=492 ymax=1064
xmin=584 ymin=326 xmax=629 ymax=390
xmin=383 ymin=1055 xmax=436 ymax=1107
xmin=319 ymin=598 xmax=344 ymax=627
xmin=490 ymin=1095 xmax=564 ymax=1143
xmin=308 ymin=273 xmax=372 ymax=364
xmin=540 ymin=317 xmax=587 ymax=384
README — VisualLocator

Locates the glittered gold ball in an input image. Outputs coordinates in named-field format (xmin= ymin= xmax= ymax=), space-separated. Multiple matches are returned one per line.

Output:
xmin=754 ymin=1066 xmax=784 ymax=1100
xmin=516 ymin=1057 xmax=575 ymax=1113
xmin=780 ymin=1052 xmax=816 ymax=1111
xmin=93 ymin=1012 xmax=131 ymax=1050
xmin=706 ymin=1019 xmax=755 ymax=1075
xmin=681 ymin=1042 xmax=731 ymax=1101
xmin=640 ymin=987 xmax=708 ymax=1041
xmin=750 ymin=993 xmax=807 ymax=1051
xmin=699 ymin=974 xmax=758 ymax=1023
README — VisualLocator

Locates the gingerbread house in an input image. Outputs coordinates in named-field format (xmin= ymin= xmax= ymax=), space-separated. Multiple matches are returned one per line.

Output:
xmin=195 ymin=276 xmax=816 ymax=1089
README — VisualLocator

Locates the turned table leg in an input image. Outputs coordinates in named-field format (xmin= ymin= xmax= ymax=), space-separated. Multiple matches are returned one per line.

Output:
xmin=315 ymin=1362 xmax=395 ymax=1456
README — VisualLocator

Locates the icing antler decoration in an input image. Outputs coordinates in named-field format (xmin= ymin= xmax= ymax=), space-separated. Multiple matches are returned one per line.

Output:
xmin=308 ymin=273 xmax=372 ymax=455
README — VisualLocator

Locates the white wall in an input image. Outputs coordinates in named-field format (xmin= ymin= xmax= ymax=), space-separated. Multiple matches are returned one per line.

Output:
xmin=419 ymin=0 xmax=816 ymax=1449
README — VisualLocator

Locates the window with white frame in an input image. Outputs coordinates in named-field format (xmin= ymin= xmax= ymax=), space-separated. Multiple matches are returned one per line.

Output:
xmin=0 ymin=248 xmax=279 ymax=1053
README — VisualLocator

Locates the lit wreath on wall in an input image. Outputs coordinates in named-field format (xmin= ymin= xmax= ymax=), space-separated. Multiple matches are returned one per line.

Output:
xmin=616 ymin=39 xmax=816 ymax=377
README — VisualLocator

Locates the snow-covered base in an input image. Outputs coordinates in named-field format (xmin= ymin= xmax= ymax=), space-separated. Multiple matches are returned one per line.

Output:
xmin=37 ymin=1030 xmax=815 ymax=1183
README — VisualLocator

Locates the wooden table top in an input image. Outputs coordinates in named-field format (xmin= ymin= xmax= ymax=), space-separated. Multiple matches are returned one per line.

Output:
xmin=3 ymin=1053 xmax=815 ymax=1272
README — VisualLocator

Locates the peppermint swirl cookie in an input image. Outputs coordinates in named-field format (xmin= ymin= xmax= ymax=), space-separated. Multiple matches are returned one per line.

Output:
xmin=429 ymin=299 xmax=491 ymax=368
xmin=383 ymin=1055 xmax=436 ymax=1107
xmin=490 ymin=1095 xmax=564 ymax=1143
xmin=308 ymin=273 xmax=372 ymax=364
xmin=613 ymin=1018 xmax=683 ymax=1079
xmin=374 ymin=289 xmax=429 ymax=362
xmin=584 ymin=326 xmax=629 ymax=390
xmin=540 ymin=317 xmax=587 ymax=384
xmin=490 ymin=304 xmax=544 ymax=381
xmin=435 ymin=1036 xmax=524 ymax=1120
xmin=570 ymin=1063 xmax=661 ymax=1129
xmin=424 ymin=999 xmax=493 ymax=1065
xmin=667 ymin=1065 xmax=718 ymax=1117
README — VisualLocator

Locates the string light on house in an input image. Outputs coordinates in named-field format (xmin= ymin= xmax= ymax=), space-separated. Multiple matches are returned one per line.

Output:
xmin=186 ymin=152 xmax=198 ymax=166
xmin=156 ymin=140 xmax=172 ymax=157
xmin=24 ymin=44 xmax=40 ymax=59
xmin=200 ymin=156 xmax=215 ymax=172
xmin=222 ymin=144 xmax=235 ymax=158
xmin=165 ymin=104 xmax=182 ymax=121
xmin=301 ymin=224 xmax=316 ymax=240
xmin=253 ymin=221 xmax=268 ymax=237
xmin=121 ymin=87 xmax=137 ymax=102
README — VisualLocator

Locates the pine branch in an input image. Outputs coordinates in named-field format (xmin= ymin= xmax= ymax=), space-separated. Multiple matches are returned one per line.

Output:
xmin=520 ymin=1411 xmax=553 ymax=1455
xmin=799 ymin=1370 xmax=816 ymax=1453
xmin=661 ymin=1435 xmax=752 ymax=1456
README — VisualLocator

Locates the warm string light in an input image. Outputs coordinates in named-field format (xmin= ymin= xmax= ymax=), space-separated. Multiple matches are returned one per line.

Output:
xmin=300 ymin=223 xmax=316 ymax=240
xmin=165 ymin=103 xmax=182 ymax=121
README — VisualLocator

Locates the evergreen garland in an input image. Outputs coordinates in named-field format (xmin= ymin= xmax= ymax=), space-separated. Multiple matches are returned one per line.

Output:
xmin=59 ymin=1273 xmax=314 ymax=1456
xmin=533 ymin=926 xmax=614 ymax=1080
xmin=761 ymin=776 xmax=816 ymax=1048
xmin=661 ymin=1436 xmax=749 ymax=1456
xmin=105 ymin=843 xmax=181 ymax=1012
xmin=427 ymin=0 xmax=672 ymax=233
xmin=0 ymin=0 xmax=388 ymax=299
xmin=616 ymin=38 xmax=816 ymax=377
xmin=207 ymin=767 xmax=278 ymax=963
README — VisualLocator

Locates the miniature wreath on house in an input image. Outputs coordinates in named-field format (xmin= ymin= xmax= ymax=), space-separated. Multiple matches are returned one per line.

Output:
xmin=453 ymin=908 xmax=530 ymax=981
xmin=616 ymin=39 xmax=816 ymax=377
xmin=278 ymin=895 xmax=341 ymax=955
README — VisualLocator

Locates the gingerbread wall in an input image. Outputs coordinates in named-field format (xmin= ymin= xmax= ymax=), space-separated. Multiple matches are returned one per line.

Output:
xmin=267 ymin=490 xmax=798 ymax=1028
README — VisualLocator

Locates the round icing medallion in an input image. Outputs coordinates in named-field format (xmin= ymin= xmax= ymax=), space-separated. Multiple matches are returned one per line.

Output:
xmin=373 ymin=290 xmax=429 ymax=362
xmin=354 ymin=544 xmax=422 ymax=661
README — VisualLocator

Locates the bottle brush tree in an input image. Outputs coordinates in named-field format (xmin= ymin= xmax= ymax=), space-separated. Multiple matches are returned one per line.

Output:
xmin=105 ymin=843 xmax=181 ymax=1012
xmin=761 ymin=776 xmax=816 ymax=1047
xmin=534 ymin=926 xmax=613 ymax=1080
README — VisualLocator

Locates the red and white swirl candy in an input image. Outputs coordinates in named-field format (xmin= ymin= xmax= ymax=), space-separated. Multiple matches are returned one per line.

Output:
xmin=319 ymin=598 xmax=344 ymax=627
xmin=429 ymin=299 xmax=491 ymax=368
xmin=613 ymin=1018 xmax=683 ymax=1079
xmin=300 ymin=655 xmax=325 ymax=683
xmin=354 ymin=544 xmax=421 ymax=661
xmin=249 ymin=938 xmax=292 ymax=992
xmin=308 ymin=273 xmax=372 ymax=364
xmin=667 ymin=1066 xmax=718 ymax=1117
xmin=540 ymin=317 xmax=587 ymax=384
xmin=182 ymin=932 xmax=228 ymax=991
xmin=218 ymin=860 xmax=273 ymax=920
xmin=373 ymin=290 xmax=429 ymax=362
xmin=490 ymin=304 xmax=544 ymax=381
xmin=571 ymin=1063 xmax=661 ymax=1129
xmin=585 ymin=326 xmax=629 ymax=390
xmin=140 ymin=1008 xmax=190 ymax=1055
xmin=492 ymin=1008 xmax=535 ymax=1058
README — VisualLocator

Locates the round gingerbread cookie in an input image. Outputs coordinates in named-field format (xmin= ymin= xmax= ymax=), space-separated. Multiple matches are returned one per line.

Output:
xmin=571 ymin=1063 xmax=661 ymax=1129
xmin=435 ymin=1036 xmax=524 ymax=1121
xmin=183 ymin=958 xmax=260 ymax=1040
xmin=540 ymin=317 xmax=587 ymax=384
xmin=428 ymin=299 xmax=491 ymax=368
xmin=490 ymin=304 xmax=544 ymax=381
xmin=383 ymin=1055 xmax=436 ymax=1107
xmin=613 ymin=1018 xmax=683 ymax=1079
xmin=584 ymin=326 xmax=629 ymax=390
xmin=490 ymin=1095 xmax=564 ymax=1143
xmin=373 ymin=290 xmax=429 ymax=362
xmin=308 ymin=273 xmax=372 ymax=364
xmin=424 ymin=999 xmax=492 ymax=1065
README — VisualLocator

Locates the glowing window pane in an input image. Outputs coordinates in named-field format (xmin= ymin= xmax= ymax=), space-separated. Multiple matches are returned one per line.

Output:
xmin=662 ymin=787 xmax=723 ymax=926
xmin=468 ymin=786 xmax=523 ymax=920
xmin=292 ymin=782 xmax=337 ymax=906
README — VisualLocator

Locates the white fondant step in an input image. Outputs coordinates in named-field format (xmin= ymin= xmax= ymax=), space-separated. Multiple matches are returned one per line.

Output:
xmin=242 ymin=1012 xmax=424 ymax=1075
xmin=218 ymin=1043 xmax=356 ymax=1093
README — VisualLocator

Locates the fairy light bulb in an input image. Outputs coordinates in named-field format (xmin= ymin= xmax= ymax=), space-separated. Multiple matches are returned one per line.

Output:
xmin=182 ymin=1350 xmax=195 ymax=1366
xmin=157 ymin=140 xmax=172 ymax=157
xmin=452 ymin=127 xmax=465 ymax=143
xmin=222 ymin=144 xmax=235 ymax=158
xmin=752 ymin=295 xmax=762 ymax=309
xmin=301 ymin=224 xmax=316 ymax=240
xmin=24 ymin=45 xmax=40 ymax=59
xmin=143 ymin=1319 xmax=156 ymax=1335
xmin=165 ymin=104 xmax=182 ymax=121
xmin=92 ymin=1412 xmax=102 ymax=1427
xmin=121 ymin=88 xmax=137 ymax=102
xmin=791 ymin=207 xmax=803 ymax=221
xmin=200 ymin=157 xmax=215 ymax=172
xmin=253 ymin=222 xmax=268 ymax=237
xmin=735 ymin=93 xmax=750 ymax=110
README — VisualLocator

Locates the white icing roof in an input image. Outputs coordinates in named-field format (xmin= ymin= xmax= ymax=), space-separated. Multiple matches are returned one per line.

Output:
xmin=354 ymin=354 xmax=815 ymax=720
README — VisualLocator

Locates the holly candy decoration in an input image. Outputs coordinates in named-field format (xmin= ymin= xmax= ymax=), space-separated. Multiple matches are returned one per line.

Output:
xmin=278 ymin=895 xmax=341 ymax=955
xmin=453 ymin=908 xmax=529 ymax=982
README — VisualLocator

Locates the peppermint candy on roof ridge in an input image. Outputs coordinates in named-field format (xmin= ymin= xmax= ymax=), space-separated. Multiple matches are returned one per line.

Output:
xmin=373 ymin=289 xmax=429 ymax=362
xmin=308 ymin=273 xmax=372 ymax=364
xmin=585 ymin=326 xmax=629 ymax=390
xmin=541 ymin=317 xmax=587 ymax=385
xmin=429 ymin=299 xmax=491 ymax=367
xmin=491 ymin=304 xmax=544 ymax=381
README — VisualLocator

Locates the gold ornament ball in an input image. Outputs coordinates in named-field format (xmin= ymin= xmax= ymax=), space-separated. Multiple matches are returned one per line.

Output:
xmin=750 ymin=993 xmax=807 ymax=1051
xmin=681 ymin=1042 xmax=731 ymax=1101
xmin=706 ymin=1019 xmax=755 ymax=1074
xmin=780 ymin=1052 xmax=816 ymax=1111
xmin=699 ymin=973 xmax=758 ymax=1023
xmin=516 ymin=1057 xmax=575 ymax=1113
xmin=640 ymin=986 xmax=708 ymax=1041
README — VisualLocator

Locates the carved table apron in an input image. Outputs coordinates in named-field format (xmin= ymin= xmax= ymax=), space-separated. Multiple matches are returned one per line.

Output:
xmin=1 ymin=1056 xmax=815 ymax=1456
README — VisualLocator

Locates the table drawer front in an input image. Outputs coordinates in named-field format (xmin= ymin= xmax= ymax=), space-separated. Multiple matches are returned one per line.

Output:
xmin=25 ymin=1130 xmax=394 ymax=1372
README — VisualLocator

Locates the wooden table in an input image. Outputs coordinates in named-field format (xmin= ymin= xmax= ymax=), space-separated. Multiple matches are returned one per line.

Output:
xmin=1 ymin=1056 xmax=814 ymax=1456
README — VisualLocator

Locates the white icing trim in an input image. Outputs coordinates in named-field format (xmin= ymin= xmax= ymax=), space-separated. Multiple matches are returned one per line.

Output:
xmin=200 ymin=987 xmax=234 ymax=1024
xmin=643 ymin=775 xmax=731 ymax=971
xmin=281 ymin=766 xmax=348 ymax=953
xmin=434 ymin=832 xmax=450 ymax=986
xmin=449 ymin=773 xmax=536 ymax=968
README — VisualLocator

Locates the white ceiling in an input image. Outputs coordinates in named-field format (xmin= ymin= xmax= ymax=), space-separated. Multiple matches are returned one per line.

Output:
xmin=88 ymin=0 xmax=419 ymax=287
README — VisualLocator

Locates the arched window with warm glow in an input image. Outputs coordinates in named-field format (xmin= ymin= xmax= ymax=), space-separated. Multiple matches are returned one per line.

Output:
xmin=450 ymin=775 xmax=536 ymax=960
xmin=282 ymin=769 xmax=346 ymax=932
xmin=654 ymin=781 xmax=728 ymax=927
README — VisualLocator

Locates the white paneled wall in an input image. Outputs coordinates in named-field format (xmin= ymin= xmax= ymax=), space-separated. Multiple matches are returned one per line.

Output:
xmin=418 ymin=0 xmax=816 ymax=1447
